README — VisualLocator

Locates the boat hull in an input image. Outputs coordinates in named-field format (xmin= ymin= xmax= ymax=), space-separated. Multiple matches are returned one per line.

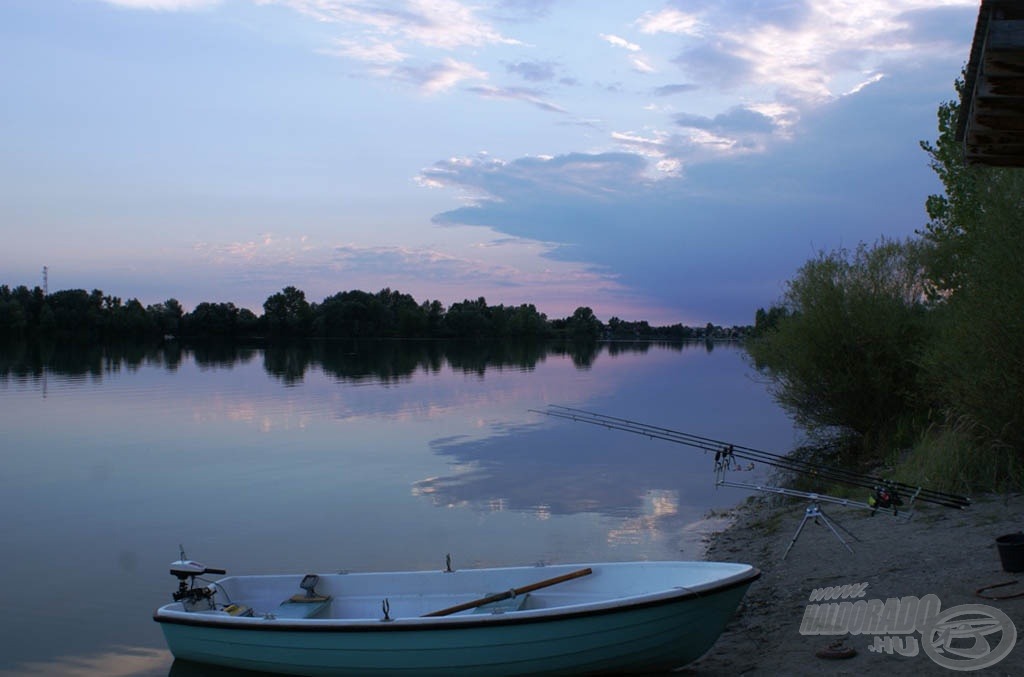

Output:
xmin=156 ymin=562 xmax=758 ymax=676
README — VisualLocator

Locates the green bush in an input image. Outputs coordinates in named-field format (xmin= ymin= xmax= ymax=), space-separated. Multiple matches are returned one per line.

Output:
xmin=746 ymin=238 xmax=930 ymax=451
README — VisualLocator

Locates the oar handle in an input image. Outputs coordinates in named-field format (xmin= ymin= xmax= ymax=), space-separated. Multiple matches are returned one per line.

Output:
xmin=422 ymin=567 xmax=593 ymax=618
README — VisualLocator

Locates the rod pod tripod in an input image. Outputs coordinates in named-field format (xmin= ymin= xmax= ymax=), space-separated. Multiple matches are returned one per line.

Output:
xmin=782 ymin=501 xmax=859 ymax=559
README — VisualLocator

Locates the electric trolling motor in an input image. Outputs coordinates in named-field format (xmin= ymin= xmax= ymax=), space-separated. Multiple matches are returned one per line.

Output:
xmin=170 ymin=547 xmax=226 ymax=611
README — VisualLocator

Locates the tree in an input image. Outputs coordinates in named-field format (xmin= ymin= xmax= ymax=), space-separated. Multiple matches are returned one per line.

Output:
xmin=917 ymin=80 xmax=1024 ymax=453
xmin=746 ymin=238 xmax=930 ymax=448
xmin=918 ymin=86 xmax=1024 ymax=449
xmin=183 ymin=302 xmax=242 ymax=337
xmin=147 ymin=298 xmax=183 ymax=335
xmin=110 ymin=298 xmax=153 ymax=338
xmin=444 ymin=297 xmax=493 ymax=338
xmin=421 ymin=299 xmax=445 ymax=336
xmin=0 ymin=285 xmax=28 ymax=336
xmin=752 ymin=306 xmax=790 ymax=337
xmin=43 ymin=289 xmax=104 ymax=338
xmin=263 ymin=286 xmax=312 ymax=336
xmin=377 ymin=288 xmax=426 ymax=337
xmin=919 ymin=77 xmax=1024 ymax=298
xmin=565 ymin=306 xmax=602 ymax=340
xmin=314 ymin=289 xmax=391 ymax=338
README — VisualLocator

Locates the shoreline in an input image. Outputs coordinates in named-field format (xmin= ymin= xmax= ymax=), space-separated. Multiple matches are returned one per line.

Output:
xmin=688 ymin=492 xmax=1024 ymax=675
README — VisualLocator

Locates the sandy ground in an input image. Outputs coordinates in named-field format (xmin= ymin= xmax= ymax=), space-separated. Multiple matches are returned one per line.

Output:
xmin=685 ymin=492 xmax=1024 ymax=676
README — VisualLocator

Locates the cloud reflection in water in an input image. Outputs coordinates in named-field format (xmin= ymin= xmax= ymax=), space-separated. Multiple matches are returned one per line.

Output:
xmin=0 ymin=647 xmax=171 ymax=677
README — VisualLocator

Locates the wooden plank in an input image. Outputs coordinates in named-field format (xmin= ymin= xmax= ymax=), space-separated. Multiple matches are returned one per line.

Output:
xmin=977 ymin=76 xmax=1024 ymax=97
xmin=966 ymin=129 xmax=1024 ymax=144
xmin=964 ymin=153 xmax=1024 ymax=167
xmin=965 ymin=140 xmax=1024 ymax=154
xmin=986 ymin=20 xmax=1024 ymax=51
xmin=974 ymin=113 xmax=1024 ymax=131
xmin=981 ymin=55 xmax=1024 ymax=76
xmin=421 ymin=567 xmax=593 ymax=618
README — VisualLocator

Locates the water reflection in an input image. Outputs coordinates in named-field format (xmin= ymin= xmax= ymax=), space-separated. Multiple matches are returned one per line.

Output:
xmin=0 ymin=338 xmax=796 ymax=676
xmin=416 ymin=415 xmax=756 ymax=519
xmin=0 ymin=338 xmax=718 ymax=384
xmin=0 ymin=647 xmax=171 ymax=677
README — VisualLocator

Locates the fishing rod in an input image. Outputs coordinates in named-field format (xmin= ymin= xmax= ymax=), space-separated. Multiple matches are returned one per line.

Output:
xmin=540 ymin=405 xmax=970 ymax=510
xmin=539 ymin=405 xmax=968 ymax=508
xmin=532 ymin=405 xmax=970 ymax=511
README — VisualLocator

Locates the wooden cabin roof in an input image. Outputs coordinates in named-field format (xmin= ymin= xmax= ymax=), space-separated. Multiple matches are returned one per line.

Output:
xmin=957 ymin=0 xmax=1024 ymax=166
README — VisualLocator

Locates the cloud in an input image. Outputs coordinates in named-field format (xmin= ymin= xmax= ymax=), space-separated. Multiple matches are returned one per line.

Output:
xmin=487 ymin=0 xmax=557 ymax=23
xmin=267 ymin=0 xmax=520 ymax=50
xmin=465 ymin=85 xmax=566 ymax=113
xmin=322 ymin=39 xmax=407 ymax=64
xmin=317 ymin=237 xmax=634 ymax=318
xmin=186 ymin=227 xmax=626 ymax=314
xmin=419 ymin=152 xmax=651 ymax=208
xmin=389 ymin=58 xmax=488 ymax=93
xmin=600 ymin=33 xmax=641 ymax=52
xmin=262 ymin=0 xmax=522 ymax=94
xmin=193 ymin=233 xmax=314 ymax=266
xmin=610 ymin=126 xmax=751 ymax=173
xmin=329 ymin=240 xmax=608 ymax=291
xmin=331 ymin=243 xmax=471 ymax=279
xmin=419 ymin=72 xmax=950 ymax=323
xmin=606 ymin=105 xmax=796 ymax=176
xmin=608 ymin=130 xmax=682 ymax=175
xmin=601 ymin=31 xmax=659 ymax=76
xmin=97 ymin=0 xmax=219 ymax=9
xmin=895 ymin=5 xmax=979 ymax=45
xmin=652 ymin=83 xmax=699 ymax=96
xmin=636 ymin=8 xmax=702 ymax=36
xmin=674 ymin=106 xmax=777 ymax=135
xmin=672 ymin=42 xmax=753 ymax=91
xmin=664 ymin=0 xmax=976 ymax=104
xmin=505 ymin=60 xmax=557 ymax=82
xmin=631 ymin=57 xmax=655 ymax=74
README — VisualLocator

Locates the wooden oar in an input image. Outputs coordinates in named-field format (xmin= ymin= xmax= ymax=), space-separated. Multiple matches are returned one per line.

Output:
xmin=422 ymin=567 xmax=593 ymax=617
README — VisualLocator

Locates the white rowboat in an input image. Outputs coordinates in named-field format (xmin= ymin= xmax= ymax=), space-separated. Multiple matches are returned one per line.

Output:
xmin=154 ymin=559 xmax=759 ymax=675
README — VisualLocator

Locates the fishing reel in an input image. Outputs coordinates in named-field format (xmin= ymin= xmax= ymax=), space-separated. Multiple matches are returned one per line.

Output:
xmin=868 ymin=484 xmax=904 ymax=516
xmin=170 ymin=548 xmax=226 ymax=611
xmin=714 ymin=445 xmax=755 ymax=476
xmin=714 ymin=445 xmax=737 ymax=472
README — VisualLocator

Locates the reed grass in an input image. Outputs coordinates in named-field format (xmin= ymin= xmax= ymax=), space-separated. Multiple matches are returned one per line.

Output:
xmin=890 ymin=421 xmax=1023 ymax=495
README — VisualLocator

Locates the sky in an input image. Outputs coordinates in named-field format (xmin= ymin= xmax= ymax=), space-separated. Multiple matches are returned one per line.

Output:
xmin=0 ymin=0 xmax=981 ymax=326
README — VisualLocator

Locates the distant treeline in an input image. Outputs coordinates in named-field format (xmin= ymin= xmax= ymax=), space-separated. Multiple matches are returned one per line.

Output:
xmin=0 ymin=284 xmax=749 ymax=342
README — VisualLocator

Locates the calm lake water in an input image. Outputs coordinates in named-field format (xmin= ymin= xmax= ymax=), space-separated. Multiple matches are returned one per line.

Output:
xmin=0 ymin=340 xmax=799 ymax=676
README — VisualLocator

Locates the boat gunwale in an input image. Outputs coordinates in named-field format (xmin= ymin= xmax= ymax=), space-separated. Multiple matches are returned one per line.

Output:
xmin=153 ymin=565 xmax=760 ymax=633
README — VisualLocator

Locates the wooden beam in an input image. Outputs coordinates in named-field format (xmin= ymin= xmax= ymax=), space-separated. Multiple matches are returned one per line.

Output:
xmin=966 ymin=129 xmax=1024 ymax=143
xmin=977 ymin=76 xmax=1024 ymax=97
xmin=974 ymin=113 xmax=1024 ymax=131
xmin=982 ymin=56 xmax=1024 ymax=76
xmin=965 ymin=141 xmax=1024 ymax=155
xmin=965 ymin=153 xmax=1024 ymax=166
xmin=985 ymin=20 xmax=1024 ymax=51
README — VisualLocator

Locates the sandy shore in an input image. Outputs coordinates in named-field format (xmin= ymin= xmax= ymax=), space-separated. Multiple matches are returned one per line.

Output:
xmin=686 ymin=491 xmax=1024 ymax=676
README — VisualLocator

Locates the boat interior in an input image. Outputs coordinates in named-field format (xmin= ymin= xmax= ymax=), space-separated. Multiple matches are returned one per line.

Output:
xmin=168 ymin=561 xmax=754 ymax=623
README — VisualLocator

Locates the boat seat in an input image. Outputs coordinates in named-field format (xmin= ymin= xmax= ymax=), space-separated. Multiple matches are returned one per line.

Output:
xmin=472 ymin=593 xmax=530 ymax=614
xmin=276 ymin=594 xmax=332 ymax=619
